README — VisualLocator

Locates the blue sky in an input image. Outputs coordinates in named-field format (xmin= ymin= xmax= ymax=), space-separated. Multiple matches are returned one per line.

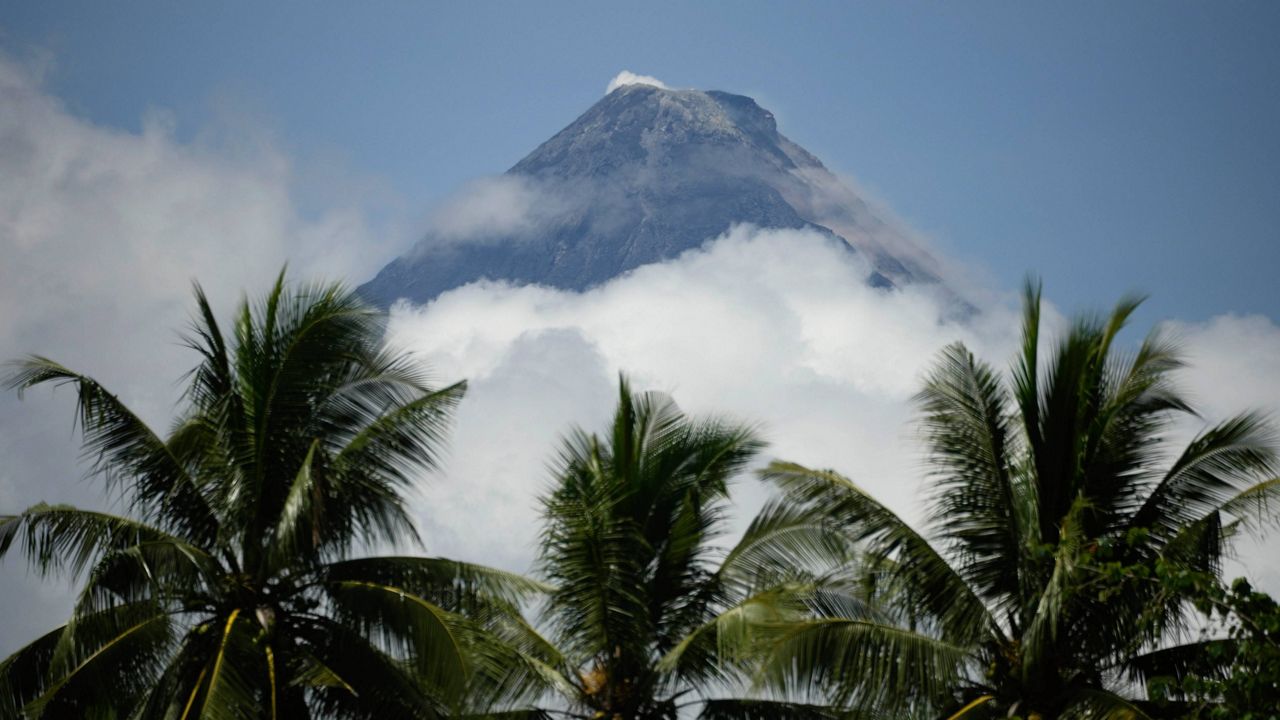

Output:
xmin=4 ymin=1 xmax=1279 ymax=324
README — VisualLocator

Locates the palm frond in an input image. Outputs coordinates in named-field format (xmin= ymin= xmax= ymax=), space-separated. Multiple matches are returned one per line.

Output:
xmin=752 ymin=615 xmax=968 ymax=715
xmin=330 ymin=380 xmax=466 ymax=485
xmin=1080 ymin=327 xmax=1189 ymax=532
xmin=19 ymin=602 xmax=174 ymax=718
xmin=535 ymin=376 xmax=771 ymax=715
xmin=323 ymin=556 xmax=550 ymax=609
xmin=1121 ymin=639 xmax=1235 ymax=689
xmin=1215 ymin=475 xmax=1280 ymax=532
xmin=698 ymin=698 xmax=885 ymax=720
xmin=916 ymin=342 xmax=1027 ymax=611
xmin=70 ymin=539 xmax=221 ymax=621
xmin=457 ymin=711 xmax=555 ymax=720
xmin=265 ymin=438 xmax=325 ymax=571
xmin=719 ymin=498 xmax=852 ymax=593
xmin=659 ymin=581 xmax=813 ymax=688
xmin=942 ymin=694 xmax=995 ymax=720
xmin=459 ymin=615 xmax=573 ymax=717
xmin=3 ymin=357 xmax=218 ymax=542
xmin=193 ymin=609 xmax=263 ymax=720
xmin=1061 ymin=688 xmax=1153 ymax=720
xmin=294 ymin=614 xmax=448 ymax=720
xmin=0 ymin=504 xmax=188 ymax=579
xmin=1011 ymin=278 xmax=1042 ymax=480
xmin=115 ymin=620 xmax=216 ymax=720
xmin=1130 ymin=412 xmax=1277 ymax=545
xmin=761 ymin=462 xmax=997 ymax=647
xmin=179 ymin=282 xmax=237 ymax=426
xmin=0 ymin=625 xmax=63 ymax=718
xmin=1021 ymin=503 xmax=1084 ymax=680
xmin=322 ymin=579 xmax=470 ymax=694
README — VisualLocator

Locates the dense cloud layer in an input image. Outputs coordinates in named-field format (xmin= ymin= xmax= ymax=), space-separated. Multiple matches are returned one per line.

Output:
xmin=2 ymin=48 xmax=1278 ymax=662
xmin=384 ymin=227 xmax=1280 ymax=593
xmin=384 ymin=226 xmax=1021 ymax=571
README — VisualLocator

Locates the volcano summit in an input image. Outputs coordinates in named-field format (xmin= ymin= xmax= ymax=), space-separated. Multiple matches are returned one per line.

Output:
xmin=359 ymin=78 xmax=943 ymax=307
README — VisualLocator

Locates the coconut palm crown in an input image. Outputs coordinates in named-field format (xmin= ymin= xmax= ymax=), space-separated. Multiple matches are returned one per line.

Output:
xmin=510 ymin=377 xmax=889 ymax=720
xmin=0 ymin=271 xmax=540 ymax=720
xmin=763 ymin=282 xmax=1280 ymax=719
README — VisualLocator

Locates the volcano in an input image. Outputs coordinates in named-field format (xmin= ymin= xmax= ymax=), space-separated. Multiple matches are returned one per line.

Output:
xmin=359 ymin=79 xmax=942 ymax=307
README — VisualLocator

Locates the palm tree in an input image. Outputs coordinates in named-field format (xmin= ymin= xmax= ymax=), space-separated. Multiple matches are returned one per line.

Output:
xmin=505 ymin=378 xmax=902 ymax=720
xmin=0 ymin=271 xmax=541 ymax=719
xmin=763 ymin=282 xmax=1280 ymax=719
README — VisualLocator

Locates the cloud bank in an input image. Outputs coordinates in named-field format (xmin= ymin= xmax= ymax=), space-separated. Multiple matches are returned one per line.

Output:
xmin=606 ymin=70 xmax=669 ymax=94
xmin=383 ymin=225 xmax=1280 ymax=589
xmin=385 ymin=226 xmax=1009 ymax=569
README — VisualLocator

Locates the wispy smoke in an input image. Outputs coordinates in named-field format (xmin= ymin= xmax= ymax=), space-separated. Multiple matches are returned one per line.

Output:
xmin=419 ymin=175 xmax=571 ymax=248
xmin=606 ymin=70 xmax=670 ymax=94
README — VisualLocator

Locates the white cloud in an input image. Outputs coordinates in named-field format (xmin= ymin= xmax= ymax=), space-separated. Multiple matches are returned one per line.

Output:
xmin=386 ymin=225 xmax=1023 ymax=569
xmin=1168 ymin=313 xmax=1280 ymax=591
xmin=1169 ymin=314 xmax=1280 ymax=421
xmin=606 ymin=70 xmax=669 ymax=94
xmin=386 ymin=226 xmax=1280 ymax=594
xmin=0 ymin=48 xmax=404 ymax=653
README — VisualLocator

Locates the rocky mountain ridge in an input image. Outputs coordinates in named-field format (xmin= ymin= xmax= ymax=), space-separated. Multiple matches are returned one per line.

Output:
xmin=358 ymin=83 xmax=941 ymax=307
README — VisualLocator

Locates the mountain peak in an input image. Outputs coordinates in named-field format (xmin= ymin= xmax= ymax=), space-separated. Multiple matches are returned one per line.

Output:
xmin=358 ymin=85 xmax=941 ymax=308
xmin=511 ymin=85 xmax=820 ymax=185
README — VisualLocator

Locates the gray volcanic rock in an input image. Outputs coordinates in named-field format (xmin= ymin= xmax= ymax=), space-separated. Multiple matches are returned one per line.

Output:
xmin=359 ymin=83 xmax=940 ymax=307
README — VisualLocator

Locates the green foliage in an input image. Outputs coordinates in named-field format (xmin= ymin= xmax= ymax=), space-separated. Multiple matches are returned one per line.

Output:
xmin=0 ymin=270 xmax=536 ymax=719
xmin=764 ymin=280 xmax=1280 ymax=719
xmin=4 ymin=269 xmax=1278 ymax=720
xmin=1139 ymin=573 xmax=1280 ymax=720
xmin=511 ymin=377 xmax=888 ymax=720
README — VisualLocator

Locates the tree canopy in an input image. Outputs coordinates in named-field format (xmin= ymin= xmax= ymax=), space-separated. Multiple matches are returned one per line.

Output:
xmin=2 ymin=275 xmax=1278 ymax=720
xmin=762 ymin=282 xmax=1280 ymax=718
xmin=0 ymin=272 xmax=540 ymax=719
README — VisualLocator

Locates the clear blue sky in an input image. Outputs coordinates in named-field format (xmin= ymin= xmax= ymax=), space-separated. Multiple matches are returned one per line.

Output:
xmin=4 ymin=1 xmax=1279 ymax=323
